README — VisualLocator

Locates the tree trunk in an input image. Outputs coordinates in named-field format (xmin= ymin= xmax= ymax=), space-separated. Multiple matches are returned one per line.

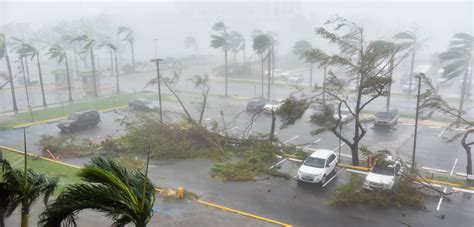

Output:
xmin=271 ymin=44 xmax=275 ymax=84
xmin=386 ymin=58 xmax=394 ymax=111
xmin=5 ymin=50 xmax=18 ymax=112
xmin=65 ymin=55 xmax=73 ymax=102
xmin=309 ymin=63 xmax=313 ymax=88
xmin=0 ymin=214 xmax=5 ymax=227
xmin=269 ymin=109 xmax=276 ymax=141
xmin=458 ymin=65 xmax=470 ymax=124
xmin=73 ymin=45 xmax=80 ymax=79
xmin=224 ymin=50 xmax=228 ymax=97
xmin=24 ymin=58 xmax=31 ymax=82
xmin=115 ymin=51 xmax=120 ymax=93
xmin=90 ymin=48 xmax=98 ymax=97
xmin=198 ymin=89 xmax=209 ymax=126
xmin=261 ymin=54 xmax=264 ymax=98
xmin=322 ymin=64 xmax=327 ymax=105
xmin=20 ymin=207 xmax=29 ymax=227
xmin=131 ymin=41 xmax=136 ymax=73
xmin=36 ymin=55 xmax=47 ymax=107
xmin=408 ymin=38 xmax=416 ymax=95
xmin=468 ymin=62 xmax=473 ymax=99
xmin=267 ymin=49 xmax=271 ymax=100
xmin=461 ymin=132 xmax=473 ymax=175
xmin=109 ymin=50 xmax=114 ymax=76
xmin=20 ymin=58 xmax=31 ymax=109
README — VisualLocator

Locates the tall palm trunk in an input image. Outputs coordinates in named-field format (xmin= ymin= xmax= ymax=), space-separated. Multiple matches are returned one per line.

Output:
xmin=65 ymin=55 xmax=73 ymax=102
xmin=267 ymin=49 xmax=271 ymax=100
xmin=408 ymin=38 xmax=416 ymax=95
xmin=457 ymin=63 xmax=470 ymax=124
xmin=224 ymin=49 xmax=228 ymax=97
xmin=20 ymin=58 xmax=31 ymax=109
xmin=109 ymin=50 xmax=114 ymax=76
xmin=461 ymin=132 xmax=473 ymax=175
xmin=5 ymin=49 xmax=18 ymax=112
xmin=271 ymin=44 xmax=275 ymax=84
xmin=269 ymin=109 xmax=276 ymax=141
xmin=90 ymin=48 xmax=98 ymax=97
xmin=386 ymin=58 xmax=394 ymax=111
xmin=131 ymin=40 xmax=135 ymax=73
xmin=114 ymin=50 xmax=120 ymax=93
xmin=20 ymin=205 xmax=29 ymax=227
xmin=36 ymin=55 xmax=47 ymax=107
xmin=261 ymin=54 xmax=264 ymax=98
xmin=24 ymin=58 xmax=31 ymax=82
xmin=73 ymin=45 xmax=80 ymax=79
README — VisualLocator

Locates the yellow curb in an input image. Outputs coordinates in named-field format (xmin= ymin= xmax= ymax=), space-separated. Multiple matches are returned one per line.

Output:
xmin=338 ymin=163 xmax=370 ymax=171
xmin=420 ymin=178 xmax=461 ymax=187
xmin=0 ymin=145 xmax=81 ymax=169
xmin=12 ymin=105 xmax=129 ymax=129
xmin=197 ymin=200 xmax=292 ymax=227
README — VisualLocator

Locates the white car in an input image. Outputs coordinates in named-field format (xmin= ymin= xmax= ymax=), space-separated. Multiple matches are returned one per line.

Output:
xmin=263 ymin=98 xmax=285 ymax=113
xmin=287 ymin=73 xmax=304 ymax=83
xmin=333 ymin=108 xmax=353 ymax=123
xmin=297 ymin=149 xmax=338 ymax=184
xmin=363 ymin=157 xmax=402 ymax=190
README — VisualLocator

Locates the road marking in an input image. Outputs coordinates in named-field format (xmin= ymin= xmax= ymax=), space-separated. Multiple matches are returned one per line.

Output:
xmin=456 ymin=172 xmax=468 ymax=177
xmin=322 ymin=169 xmax=343 ymax=187
xmin=450 ymin=159 xmax=458 ymax=175
xmin=421 ymin=166 xmax=448 ymax=173
xmin=269 ymin=158 xmax=287 ymax=170
xmin=452 ymin=187 xmax=474 ymax=194
xmin=313 ymin=138 xmax=322 ymax=144
xmin=303 ymin=138 xmax=321 ymax=150
xmin=333 ymin=142 xmax=346 ymax=151
xmin=283 ymin=135 xmax=299 ymax=144
xmin=438 ymin=128 xmax=447 ymax=138
xmin=436 ymin=187 xmax=447 ymax=211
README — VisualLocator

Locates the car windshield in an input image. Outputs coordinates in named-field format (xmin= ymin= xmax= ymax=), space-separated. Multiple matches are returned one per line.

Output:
xmin=303 ymin=157 xmax=326 ymax=168
xmin=371 ymin=165 xmax=395 ymax=176
xmin=376 ymin=112 xmax=392 ymax=118
xmin=67 ymin=113 xmax=80 ymax=120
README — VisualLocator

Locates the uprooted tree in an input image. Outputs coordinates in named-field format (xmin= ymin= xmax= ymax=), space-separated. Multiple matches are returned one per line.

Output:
xmin=277 ymin=17 xmax=410 ymax=166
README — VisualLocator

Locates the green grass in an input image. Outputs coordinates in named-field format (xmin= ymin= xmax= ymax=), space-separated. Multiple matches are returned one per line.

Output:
xmin=1 ymin=150 xmax=82 ymax=193
xmin=0 ymin=91 xmax=172 ymax=129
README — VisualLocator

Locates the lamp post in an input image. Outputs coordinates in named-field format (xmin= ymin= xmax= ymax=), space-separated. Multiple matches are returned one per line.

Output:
xmin=412 ymin=73 xmax=424 ymax=167
xmin=151 ymin=58 xmax=163 ymax=123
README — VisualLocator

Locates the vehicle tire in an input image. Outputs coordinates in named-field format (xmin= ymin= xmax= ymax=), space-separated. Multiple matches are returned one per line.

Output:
xmin=321 ymin=175 xmax=326 ymax=185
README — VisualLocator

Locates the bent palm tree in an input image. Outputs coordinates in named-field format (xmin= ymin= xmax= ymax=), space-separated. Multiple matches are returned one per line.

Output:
xmin=47 ymin=44 xmax=73 ymax=102
xmin=117 ymin=26 xmax=135 ymax=73
xmin=230 ymin=31 xmax=245 ymax=65
xmin=0 ymin=33 xmax=18 ymax=112
xmin=99 ymin=42 xmax=120 ymax=93
xmin=304 ymin=48 xmax=331 ymax=104
xmin=16 ymin=43 xmax=48 ymax=107
xmin=293 ymin=40 xmax=313 ymax=87
xmin=0 ymin=159 xmax=58 ymax=227
xmin=71 ymin=35 xmax=98 ymax=97
xmin=210 ymin=31 xmax=230 ymax=97
xmin=394 ymin=31 xmax=417 ymax=94
xmin=253 ymin=34 xmax=271 ymax=99
xmin=39 ymin=157 xmax=155 ymax=227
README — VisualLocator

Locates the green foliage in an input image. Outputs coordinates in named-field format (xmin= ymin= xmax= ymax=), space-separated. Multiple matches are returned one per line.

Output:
xmin=252 ymin=34 xmax=271 ymax=55
xmin=292 ymin=40 xmax=312 ymax=60
xmin=328 ymin=174 xmax=425 ymax=207
xmin=277 ymin=97 xmax=311 ymax=128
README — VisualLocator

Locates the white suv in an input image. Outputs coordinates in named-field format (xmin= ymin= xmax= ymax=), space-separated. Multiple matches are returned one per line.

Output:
xmin=297 ymin=149 xmax=337 ymax=184
xmin=364 ymin=157 xmax=402 ymax=190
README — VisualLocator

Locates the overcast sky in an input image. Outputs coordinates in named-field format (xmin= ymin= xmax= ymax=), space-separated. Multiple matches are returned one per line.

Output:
xmin=1 ymin=0 xmax=473 ymax=61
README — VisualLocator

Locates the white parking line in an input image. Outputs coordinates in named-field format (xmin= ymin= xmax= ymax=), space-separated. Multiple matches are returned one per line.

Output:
xmin=450 ymin=158 xmax=458 ymax=175
xmin=303 ymin=138 xmax=321 ymax=150
xmin=421 ymin=166 xmax=448 ymax=173
xmin=333 ymin=142 xmax=346 ymax=151
xmin=322 ymin=169 xmax=344 ymax=187
xmin=438 ymin=128 xmax=447 ymax=138
xmin=283 ymin=135 xmax=299 ymax=144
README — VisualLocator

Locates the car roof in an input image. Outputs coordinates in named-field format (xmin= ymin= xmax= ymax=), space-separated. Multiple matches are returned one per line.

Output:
xmin=309 ymin=149 xmax=334 ymax=158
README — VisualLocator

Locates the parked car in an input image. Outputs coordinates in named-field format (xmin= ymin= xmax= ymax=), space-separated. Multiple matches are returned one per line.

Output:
xmin=128 ymin=98 xmax=159 ymax=111
xmin=287 ymin=73 xmax=304 ymax=83
xmin=58 ymin=109 xmax=101 ymax=132
xmin=263 ymin=98 xmax=285 ymax=113
xmin=297 ymin=149 xmax=338 ymax=184
xmin=363 ymin=156 xmax=403 ymax=190
xmin=333 ymin=107 xmax=353 ymax=123
xmin=246 ymin=98 xmax=266 ymax=111
xmin=374 ymin=109 xmax=399 ymax=128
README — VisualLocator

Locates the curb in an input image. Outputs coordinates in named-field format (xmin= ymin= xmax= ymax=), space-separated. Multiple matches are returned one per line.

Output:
xmin=0 ymin=145 xmax=81 ymax=169
xmin=197 ymin=200 xmax=292 ymax=227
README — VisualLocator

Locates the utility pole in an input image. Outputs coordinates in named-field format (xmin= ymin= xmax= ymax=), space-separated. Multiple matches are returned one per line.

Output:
xmin=151 ymin=58 xmax=163 ymax=123
xmin=412 ymin=73 xmax=423 ymax=167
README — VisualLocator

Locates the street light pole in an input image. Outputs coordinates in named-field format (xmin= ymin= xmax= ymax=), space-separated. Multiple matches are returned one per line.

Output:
xmin=412 ymin=73 xmax=424 ymax=167
xmin=151 ymin=58 xmax=163 ymax=123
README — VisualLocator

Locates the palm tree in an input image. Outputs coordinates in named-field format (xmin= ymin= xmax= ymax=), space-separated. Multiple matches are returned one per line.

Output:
xmin=0 ymin=33 xmax=18 ymax=112
xmin=394 ymin=30 xmax=417 ymax=94
xmin=8 ymin=37 xmax=32 ymax=83
xmin=99 ymin=42 xmax=120 ymax=93
xmin=210 ymin=21 xmax=230 ymax=97
xmin=39 ymin=157 xmax=155 ymax=227
xmin=230 ymin=31 xmax=245 ymax=65
xmin=253 ymin=34 xmax=271 ymax=99
xmin=16 ymin=43 xmax=48 ymax=107
xmin=0 ymin=180 xmax=20 ymax=227
xmin=293 ymin=40 xmax=314 ymax=87
xmin=117 ymin=26 xmax=135 ymax=73
xmin=439 ymin=33 xmax=473 ymax=123
xmin=71 ymin=35 xmax=98 ymax=97
xmin=0 ymin=159 xmax=58 ymax=227
xmin=304 ymin=49 xmax=331 ymax=104
xmin=63 ymin=35 xmax=82 ymax=79
xmin=184 ymin=36 xmax=198 ymax=55
xmin=47 ymin=44 xmax=73 ymax=102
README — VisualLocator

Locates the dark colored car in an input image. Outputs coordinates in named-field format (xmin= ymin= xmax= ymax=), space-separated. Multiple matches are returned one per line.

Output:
xmin=128 ymin=99 xmax=159 ymax=111
xmin=246 ymin=98 xmax=266 ymax=111
xmin=58 ymin=109 xmax=101 ymax=132
xmin=374 ymin=109 xmax=399 ymax=128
